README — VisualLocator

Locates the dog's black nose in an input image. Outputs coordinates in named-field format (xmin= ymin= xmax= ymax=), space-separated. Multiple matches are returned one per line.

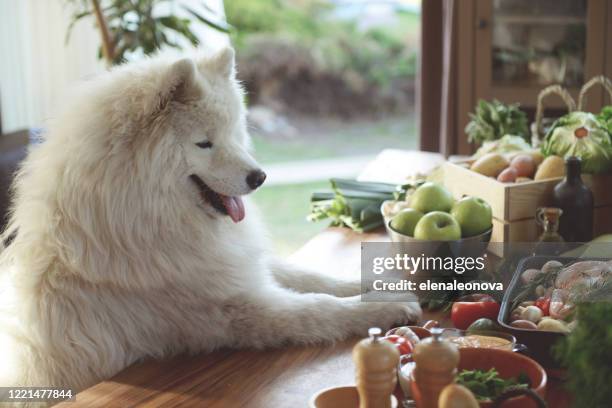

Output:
xmin=246 ymin=170 xmax=266 ymax=190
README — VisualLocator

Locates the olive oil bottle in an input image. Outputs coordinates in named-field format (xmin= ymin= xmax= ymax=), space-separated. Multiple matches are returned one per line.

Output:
xmin=534 ymin=207 xmax=566 ymax=255
xmin=552 ymin=157 xmax=593 ymax=242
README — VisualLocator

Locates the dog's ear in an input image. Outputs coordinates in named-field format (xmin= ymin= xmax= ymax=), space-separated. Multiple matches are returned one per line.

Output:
xmin=162 ymin=58 xmax=203 ymax=105
xmin=209 ymin=47 xmax=235 ymax=78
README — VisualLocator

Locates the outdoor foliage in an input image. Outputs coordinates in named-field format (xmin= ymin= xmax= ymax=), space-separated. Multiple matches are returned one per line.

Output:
xmin=225 ymin=0 xmax=418 ymax=116
xmin=65 ymin=0 xmax=417 ymax=115
xmin=65 ymin=0 xmax=229 ymax=65
xmin=225 ymin=0 xmax=418 ymax=84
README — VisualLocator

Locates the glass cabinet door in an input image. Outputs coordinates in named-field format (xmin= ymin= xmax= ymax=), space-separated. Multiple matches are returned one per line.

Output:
xmin=491 ymin=0 xmax=587 ymax=88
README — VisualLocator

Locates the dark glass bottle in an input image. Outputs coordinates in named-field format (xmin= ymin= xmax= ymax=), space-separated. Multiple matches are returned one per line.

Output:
xmin=552 ymin=156 xmax=593 ymax=242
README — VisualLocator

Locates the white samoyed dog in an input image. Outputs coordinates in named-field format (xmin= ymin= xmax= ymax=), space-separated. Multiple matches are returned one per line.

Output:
xmin=0 ymin=47 xmax=421 ymax=394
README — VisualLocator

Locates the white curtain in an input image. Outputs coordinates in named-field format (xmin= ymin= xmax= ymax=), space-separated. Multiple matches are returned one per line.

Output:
xmin=0 ymin=0 xmax=103 ymax=133
xmin=0 ymin=0 xmax=227 ymax=133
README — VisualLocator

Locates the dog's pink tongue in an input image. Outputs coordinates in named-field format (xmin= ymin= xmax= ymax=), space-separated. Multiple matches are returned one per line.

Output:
xmin=221 ymin=195 xmax=245 ymax=223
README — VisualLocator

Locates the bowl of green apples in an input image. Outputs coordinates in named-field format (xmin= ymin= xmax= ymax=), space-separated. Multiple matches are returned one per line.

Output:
xmin=383 ymin=182 xmax=493 ymax=246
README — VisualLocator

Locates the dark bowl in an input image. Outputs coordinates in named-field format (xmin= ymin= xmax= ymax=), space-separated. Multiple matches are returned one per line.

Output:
xmin=497 ymin=256 xmax=607 ymax=369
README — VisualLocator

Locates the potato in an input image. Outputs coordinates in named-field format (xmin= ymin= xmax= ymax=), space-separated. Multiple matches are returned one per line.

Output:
xmin=497 ymin=167 xmax=517 ymax=182
xmin=470 ymin=153 xmax=509 ymax=177
xmin=505 ymin=150 xmax=544 ymax=166
xmin=537 ymin=318 xmax=570 ymax=333
xmin=510 ymin=154 xmax=536 ymax=177
xmin=534 ymin=156 xmax=565 ymax=180
xmin=530 ymin=151 xmax=545 ymax=166
xmin=510 ymin=319 xmax=538 ymax=330
xmin=510 ymin=306 xmax=525 ymax=322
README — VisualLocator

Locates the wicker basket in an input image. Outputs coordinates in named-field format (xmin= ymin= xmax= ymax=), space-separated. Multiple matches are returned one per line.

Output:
xmin=530 ymin=75 xmax=612 ymax=147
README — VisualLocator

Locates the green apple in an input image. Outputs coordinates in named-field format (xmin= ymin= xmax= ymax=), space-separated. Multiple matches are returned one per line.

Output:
xmin=390 ymin=208 xmax=424 ymax=236
xmin=451 ymin=196 xmax=492 ymax=237
xmin=414 ymin=211 xmax=461 ymax=241
xmin=410 ymin=182 xmax=454 ymax=213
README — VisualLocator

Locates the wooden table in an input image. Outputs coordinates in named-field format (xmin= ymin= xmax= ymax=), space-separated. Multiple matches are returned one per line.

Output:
xmin=61 ymin=228 xmax=571 ymax=408
xmin=62 ymin=151 xmax=571 ymax=407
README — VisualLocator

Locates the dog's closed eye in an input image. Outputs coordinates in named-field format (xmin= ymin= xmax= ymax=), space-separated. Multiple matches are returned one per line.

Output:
xmin=196 ymin=141 xmax=213 ymax=149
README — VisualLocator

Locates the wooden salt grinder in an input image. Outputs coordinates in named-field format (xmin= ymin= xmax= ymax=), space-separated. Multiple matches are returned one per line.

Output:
xmin=412 ymin=327 xmax=459 ymax=408
xmin=353 ymin=327 xmax=400 ymax=408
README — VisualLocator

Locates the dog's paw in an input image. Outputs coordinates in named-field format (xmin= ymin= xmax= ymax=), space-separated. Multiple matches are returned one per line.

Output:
xmin=343 ymin=297 xmax=422 ymax=335
xmin=365 ymin=301 xmax=422 ymax=330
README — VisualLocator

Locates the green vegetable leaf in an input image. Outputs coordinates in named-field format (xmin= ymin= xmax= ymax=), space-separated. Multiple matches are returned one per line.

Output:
xmin=465 ymin=99 xmax=528 ymax=146
xmin=472 ymin=135 xmax=532 ymax=159
xmin=308 ymin=178 xmax=410 ymax=232
xmin=456 ymin=368 xmax=530 ymax=401
xmin=541 ymin=111 xmax=612 ymax=174
xmin=183 ymin=5 xmax=231 ymax=33
xmin=596 ymin=105 xmax=612 ymax=134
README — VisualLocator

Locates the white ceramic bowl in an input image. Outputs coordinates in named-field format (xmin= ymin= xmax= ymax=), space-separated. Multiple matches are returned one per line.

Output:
xmin=309 ymin=385 xmax=398 ymax=408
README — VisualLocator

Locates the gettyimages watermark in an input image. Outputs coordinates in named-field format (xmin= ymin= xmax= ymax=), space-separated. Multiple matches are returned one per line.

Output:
xmin=360 ymin=241 xmax=612 ymax=302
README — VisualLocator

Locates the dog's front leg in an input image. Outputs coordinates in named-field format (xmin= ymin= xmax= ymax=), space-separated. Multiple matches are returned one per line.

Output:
xmin=226 ymin=286 xmax=421 ymax=348
xmin=269 ymin=258 xmax=361 ymax=297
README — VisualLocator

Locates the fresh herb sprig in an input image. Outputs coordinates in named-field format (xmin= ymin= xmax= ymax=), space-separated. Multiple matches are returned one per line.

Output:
xmin=456 ymin=368 xmax=530 ymax=401
xmin=465 ymin=99 xmax=529 ymax=146
xmin=511 ymin=263 xmax=563 ymax=311
xmin=555 ymin=303 xmax=612 ymax=408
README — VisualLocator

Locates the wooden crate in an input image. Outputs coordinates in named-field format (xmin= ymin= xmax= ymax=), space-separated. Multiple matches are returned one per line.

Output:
xmin=491 ymin=207 xmax=612 ymax=242
xmin=443 ymin=162 xmax=612 ymax=221
xmin=443 ymin=162 xmax=612 ymax=254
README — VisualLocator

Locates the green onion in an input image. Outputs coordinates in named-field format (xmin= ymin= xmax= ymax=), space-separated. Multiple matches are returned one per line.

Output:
xmin=307 ymin=178 xmax=420 ymax=233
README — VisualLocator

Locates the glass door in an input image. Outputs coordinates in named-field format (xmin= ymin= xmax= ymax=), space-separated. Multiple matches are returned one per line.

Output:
xmin=474 ymin=0 xmax=606 ymax=111
xmin=491 ymin=0 xmax=587 ymax=88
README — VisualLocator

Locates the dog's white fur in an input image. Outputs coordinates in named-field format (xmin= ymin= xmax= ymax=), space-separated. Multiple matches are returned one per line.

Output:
xmin=0 ymin=48 xmax=421 ymax=393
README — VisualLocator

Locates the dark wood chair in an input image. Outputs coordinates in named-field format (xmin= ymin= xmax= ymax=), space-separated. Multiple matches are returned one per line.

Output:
xmin=0 ymin=129 xmax=31 ymax=231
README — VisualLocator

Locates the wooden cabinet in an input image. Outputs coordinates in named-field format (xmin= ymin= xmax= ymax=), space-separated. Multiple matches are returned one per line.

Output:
xmin=455 ymin=0 xmax=612 ymax=155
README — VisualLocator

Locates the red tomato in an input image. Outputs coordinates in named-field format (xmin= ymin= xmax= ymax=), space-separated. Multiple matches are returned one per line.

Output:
xmin=466 ymin=294 xmax=496 ymax=303
xmin=534 ymin=297 xmax=550 ymax=316
xmin=451 ymin=294 xmax=501 ymax=330
xmin=382 ymin=335 xmax=413 ymax=356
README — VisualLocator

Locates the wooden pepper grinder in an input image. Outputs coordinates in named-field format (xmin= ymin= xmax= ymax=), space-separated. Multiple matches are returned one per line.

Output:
xmin=353 ymin=327 xmax=399 ymax=408
xmin=412 ymin=328 xmax=459 ymax=408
